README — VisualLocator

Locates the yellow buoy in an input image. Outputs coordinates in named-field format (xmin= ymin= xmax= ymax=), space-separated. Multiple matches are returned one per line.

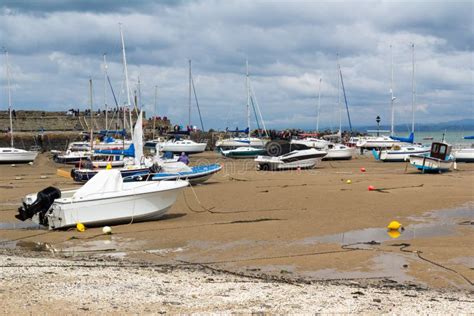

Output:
xmin=76 ymin=223 xmax=86 ymax=232
xmin=387 ymin=229 xmax=401 ymax=239
xmin=106 ymin=163 xmax=112 ymax=170
xmin=346 ymin=179 xmax=352 ymax=184
xmin=387 ymin=220 xmax=402 ymax=230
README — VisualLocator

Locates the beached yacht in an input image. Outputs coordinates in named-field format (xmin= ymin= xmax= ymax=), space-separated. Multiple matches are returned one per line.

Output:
xmin=375 ymin=144 xmax=430 ymax=162
xmin=0 ymin=51 xmax=38 ymax=163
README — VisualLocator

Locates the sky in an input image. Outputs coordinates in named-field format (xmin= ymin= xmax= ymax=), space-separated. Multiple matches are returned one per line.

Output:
xmin=0 ymin=0 xmax=473 ymax=131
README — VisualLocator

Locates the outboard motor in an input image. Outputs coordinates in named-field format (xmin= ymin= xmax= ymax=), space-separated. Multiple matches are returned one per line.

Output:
xmin=16 ymin=187 xmax=61 ymax=225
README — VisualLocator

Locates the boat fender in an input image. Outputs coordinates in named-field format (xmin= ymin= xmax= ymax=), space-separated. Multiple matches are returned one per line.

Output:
xmin=371 ymin=149 xmax=380 ymax=160
xmin=16 ymin=186 xmax=61 ymax=223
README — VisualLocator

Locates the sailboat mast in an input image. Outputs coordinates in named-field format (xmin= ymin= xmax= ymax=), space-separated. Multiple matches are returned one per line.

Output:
xmin=119 ymin=23 xmax=133 ymax=135
xmin=390 ymin=45 xmax=395 ymax=136
xmin=5 ymin=50 xmax=13 ymax=147
xmin=246 ymin=59 xmax=250 ymax=140
xmin=337 ymin=56 xmax=342 ymax=133
xmin=89 ymin=78 xmax=94 ymax=151
xmin=317 ymin=77 xmax=321 ymax=133
xmin=411 ymin=43 xmax=415 ymax=134
xmin=103 ymin=53 xmax=108 ymax=131
xmin=153 ymin=85 xmax=157 ymax=139
xmin=188 ymin=59 xmax=192 ymax=128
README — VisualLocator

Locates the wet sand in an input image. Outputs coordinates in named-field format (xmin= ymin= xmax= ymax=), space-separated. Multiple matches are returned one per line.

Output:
xmin=0 ymin=152 xmax=473 ymax=313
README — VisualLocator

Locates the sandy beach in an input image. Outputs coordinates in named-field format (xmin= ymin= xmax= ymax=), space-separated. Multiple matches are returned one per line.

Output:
xmin=1 ymin=152 xmax=473 ymax=313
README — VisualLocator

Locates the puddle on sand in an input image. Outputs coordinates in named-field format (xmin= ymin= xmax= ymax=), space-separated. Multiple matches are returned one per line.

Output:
xmin=300 ymin=205 xmax=474 ymax=246
xmin=301 ymin=253 xmax=415 ymax=283
xmin=0 ymin=221 xmax=44 ymax=230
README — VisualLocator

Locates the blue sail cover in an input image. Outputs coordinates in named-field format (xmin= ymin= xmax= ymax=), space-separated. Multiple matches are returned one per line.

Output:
xmin=99 ymin=129 xmax=127 ymax=137
xmin=390 ymin=132 xmax=414 ymax=144
xmin=226 ymin=127 xmax=249 ymax=133
xmin=463 ymin=135 xmax=474 ymax=140
xmin=94 ymin=144 xmax=135 ymax=157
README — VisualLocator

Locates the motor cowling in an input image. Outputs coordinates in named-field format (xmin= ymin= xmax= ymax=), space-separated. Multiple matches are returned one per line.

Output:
xmin=16 ymin=187 xmax=61 ymax=225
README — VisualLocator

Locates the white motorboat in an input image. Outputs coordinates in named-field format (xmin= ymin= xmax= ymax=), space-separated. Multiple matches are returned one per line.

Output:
xmin=16 ymin=169 xmax=189 ymax=229
xmin=323 ymin=143 xmax=354 ymax=160
xmin=452 ymin=146 xmax=474 ymax=162
xmin=375 ymin=144 xmax=430 ymax=162
xmin=409 ymin=142 xmax=454 ymax=173
xmin=255 ymin=148 xmax=327 ymax=171
xmin=148 ymin=138 xmax=207 ymax=154
xmin=0 ymin=147 xmax=38 ymax=163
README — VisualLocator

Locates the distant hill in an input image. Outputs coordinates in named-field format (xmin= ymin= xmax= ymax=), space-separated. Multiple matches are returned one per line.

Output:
xmin=343 ymin=119 xmax=474 ymax=133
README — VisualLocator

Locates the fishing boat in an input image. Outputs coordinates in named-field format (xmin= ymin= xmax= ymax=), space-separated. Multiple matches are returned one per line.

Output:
xmin=220 ymin=146 xmax=266 ymax=158
xmin=255 ymin=148 xmax=327 ymax=171
xmin=409 ymin=142 xmax=453 ymax=172
xmin=0 ymin=50 xmax=38 ymax=163
xmin=16 ymin=169 xmax=188 ymax=229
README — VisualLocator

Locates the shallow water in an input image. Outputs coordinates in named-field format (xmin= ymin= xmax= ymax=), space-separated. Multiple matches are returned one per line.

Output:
xmin=300 ymin=205 xmax=473 ymax=246
xmin=0 ymin=221 xmax=44 ymax=230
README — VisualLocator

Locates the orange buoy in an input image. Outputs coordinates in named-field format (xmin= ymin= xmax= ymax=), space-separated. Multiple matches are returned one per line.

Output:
xmin=368 ymin=185 xmax=375 ymax=191
xmin=360 ymin=167 xmax=366 ymax=172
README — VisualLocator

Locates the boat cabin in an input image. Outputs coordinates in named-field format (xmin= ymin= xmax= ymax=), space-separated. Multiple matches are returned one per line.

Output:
xmin=430 ymin=142 xmax=451 ymax=160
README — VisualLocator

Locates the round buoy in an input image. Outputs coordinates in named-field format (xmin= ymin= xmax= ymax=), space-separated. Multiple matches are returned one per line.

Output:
xmin=387 ymin=220 xmax=402 ymax=230
xmin=346 ymin=179 xmax=352 ymax=184
xmin=368 ymin=185 xmax=375 ymax=191
xmin=11 ymin=164 xmax=16 ymax=167
xmin=360 ymin=167 xmax=366 ymax=172
xmin=76 ymin=223 xmax=86 ymax=232
xmin=106 ymin=163 xmax=112 ymax=170
xmin=28 ymin=162 xmax=34 ymax=165
xmin=102 ymin=226 xmax=112 ymax=235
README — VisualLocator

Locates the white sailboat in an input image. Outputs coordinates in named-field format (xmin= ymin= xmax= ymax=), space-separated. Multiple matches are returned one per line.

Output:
xmin=220 ymin=60 xmax=266 ymax=158
xmin=216 ymin=60 xmax=268 ymax=151
xmin=377 ymin=44 xmax=429 ymax=162
xmin=147 ymin=60 xmax=207 ymax=154
xmin=0 ymin=50 xmax=38 ymax=163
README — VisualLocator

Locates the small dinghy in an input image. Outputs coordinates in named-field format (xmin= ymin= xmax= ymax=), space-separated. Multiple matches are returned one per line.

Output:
xmin=16 ymin=170 xmax=188 ymax=229
xmin=255 ymin=148 xmax=326 ymax=171
xmin=126 ymin=163 xmax=222 ymax=185
xmin=409 ymin=142 xmax=454 ymax=173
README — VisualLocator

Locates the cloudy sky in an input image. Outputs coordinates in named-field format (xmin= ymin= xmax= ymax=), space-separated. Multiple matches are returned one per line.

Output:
xmin=1 ymin=0 xmax=473 ymax=131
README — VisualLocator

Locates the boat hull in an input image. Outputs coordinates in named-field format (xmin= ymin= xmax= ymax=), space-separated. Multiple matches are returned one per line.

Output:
xmin=72 ymin=167 xmax=150 ymax=182
xmin=42 ymin=181 xmax=187 ymax=229
xmin=452 ymin=148 xmax=474 ymax=162
xmin=0 ymin=148 xmax=38 ymax=163
xmin=409 ymin=155 xmax=453 ymax=172
xmin=379 ymin=149 xmax=430 ymax=162
xmin=221 ymin=147 xmax=266 ymax=159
